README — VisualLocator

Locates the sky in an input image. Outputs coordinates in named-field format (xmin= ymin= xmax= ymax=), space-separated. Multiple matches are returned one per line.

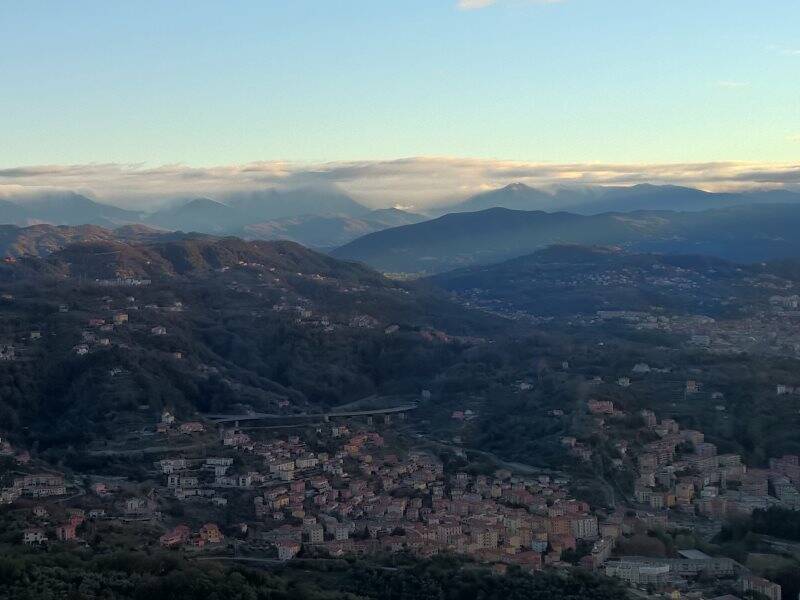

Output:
xmin=1 ymin=0 xmax=799 ymax=207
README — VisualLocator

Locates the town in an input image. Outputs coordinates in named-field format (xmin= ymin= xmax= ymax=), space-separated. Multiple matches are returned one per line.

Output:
xmin=3 ymin=386 xmax=798 ymax=600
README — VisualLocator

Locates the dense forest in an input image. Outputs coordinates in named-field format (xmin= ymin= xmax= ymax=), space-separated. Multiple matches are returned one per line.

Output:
xmin=0 ymin=552 xmax=629 ymax=600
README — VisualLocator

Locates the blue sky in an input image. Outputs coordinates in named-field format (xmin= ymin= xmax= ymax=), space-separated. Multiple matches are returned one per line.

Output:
xmin=0 ymin=1 xmax=798 ymax=206
xmin=2 ymin=0 xmax=799 ymax=165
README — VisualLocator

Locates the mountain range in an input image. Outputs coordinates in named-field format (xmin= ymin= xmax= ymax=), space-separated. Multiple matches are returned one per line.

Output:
xmin=444 ymin=183 xmax=800 ymax=215
xmin=332 ymin=203 xmax=800 ymax=274
xmin=5 ymin=184 xmax=800 ymax=266
xmin=0 ymin=189 xmax=423 ymax=248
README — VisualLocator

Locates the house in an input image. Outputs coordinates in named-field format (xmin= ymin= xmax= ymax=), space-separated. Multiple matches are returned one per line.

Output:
xmin=587 ymin=399 xmax=614 ymax=415
xmin=113 ymin=313 xmax=129 ymax=325
xmin=741 ymin=575 xmax=781 ymax=600
xmin=0 ymin=345 xmax=16 ymax=361
xmin=23 ymin=528 xmax=47 ymax=545
xmin=56 ymin=522 xmax=78 ymax=541
xmin=275 ymin=538 xmax=301 ymax=561
xmin=179 ymin=422 xmax=205 ymax=434
xmin=124 ymin=496 xmax=156 ymax=516
xmin=151 ymin=326 xmax=167 ymax=336
xmin=160 ymin=525 xmax=191 ymax=547
xmin=199 ymin=523 xmax=224 ymax=544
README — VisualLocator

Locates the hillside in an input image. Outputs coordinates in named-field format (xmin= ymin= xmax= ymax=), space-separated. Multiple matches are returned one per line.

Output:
xmin=0 ymin=237 xmax=507 ymax=449
xmin=0 ymin=223 xmax=189 ymax=258
xmin=429 ymin=245 xmax=767 ymax=318
xmin=332 ymin=204 xmax=800 ymax=274
xmin=242 ymin=208 xmax=426 ymax=248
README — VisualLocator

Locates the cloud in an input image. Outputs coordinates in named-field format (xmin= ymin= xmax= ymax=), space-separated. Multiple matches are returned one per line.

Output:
xmin=457 ymin=0 xmax=497 ymax=8
xmin=789 ymin=134 xmax=800 ymax=143
xmin=1 ymin=158 xmax=799 ymax=211
xmin=457 ymin=0 xmax=562 ymax=10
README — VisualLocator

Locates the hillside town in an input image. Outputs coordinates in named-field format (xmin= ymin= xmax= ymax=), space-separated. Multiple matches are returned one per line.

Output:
xmin=3 ymin=387 xmax=799 ymax=600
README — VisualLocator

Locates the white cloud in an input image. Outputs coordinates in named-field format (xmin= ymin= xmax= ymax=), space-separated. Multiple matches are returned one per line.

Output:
xmin=457 ymin=0 xmax=563 ymax=10
xmin=458 ymin=0 xmax=497 ymax=9
xmin=1 ymin=158 xmax=799 ymax=211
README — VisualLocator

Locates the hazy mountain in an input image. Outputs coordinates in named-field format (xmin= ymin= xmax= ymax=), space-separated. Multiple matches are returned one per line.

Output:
xmin=2 ymin=191 xmax=141 ymax=227
xmin=365 ymin=207 xmax=428 ymax=227
xmin=142 ymin=188 xmax=381 ymax=244
xmin=145 ymin=197 xmax=241 ymax=233
xmin=0 ymin=199 xmax=30 ymax=223
xmin=448 ymin=183 xmax=800 ymax=215
xmin=449 ymin=183 xmax=569 ymax=213
xmin=0 ymin=188 xmax=370 ymax=235
xmin=332 ymin=203 xmax=800 ymax=274
xmin=243 ymin=208 xmax=426 ymax=248
xmin=226 ymin=187 xmax=369 ymax=220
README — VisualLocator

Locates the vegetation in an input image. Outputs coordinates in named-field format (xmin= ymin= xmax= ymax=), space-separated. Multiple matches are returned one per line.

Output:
xmin=0 ymin=551 xmax=629 ymax=600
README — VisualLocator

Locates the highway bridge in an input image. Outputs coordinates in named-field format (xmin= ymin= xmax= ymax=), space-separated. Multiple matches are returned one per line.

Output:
xmin=202 ymin=403 xmax=417 ymax=424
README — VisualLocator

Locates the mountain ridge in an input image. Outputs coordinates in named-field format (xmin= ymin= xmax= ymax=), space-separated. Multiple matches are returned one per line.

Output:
xmin=332 ymin=203 xmax=800 ymax=274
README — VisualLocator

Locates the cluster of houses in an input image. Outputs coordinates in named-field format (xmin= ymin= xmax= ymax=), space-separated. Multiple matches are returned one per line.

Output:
xmin=156 ymin=410 xmax=205 ymax=435
xmin=159 ymin=522 xmax=224 ymax=551
xmin=213 ymin=426 xmax=616 ymax=572
xmin=604 ymin=551 xmax=782 ymax=600
xmin=629 ymin=407 xmax=800 ymax=518
xmin=141 ymin=420 xmax=624 ymax=571
xmin=1 ymin=473 xmax=67 ymax=505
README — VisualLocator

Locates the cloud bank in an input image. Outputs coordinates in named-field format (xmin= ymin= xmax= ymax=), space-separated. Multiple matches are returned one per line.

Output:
xmin=1 ymin=158 xmax=799 ymax=211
